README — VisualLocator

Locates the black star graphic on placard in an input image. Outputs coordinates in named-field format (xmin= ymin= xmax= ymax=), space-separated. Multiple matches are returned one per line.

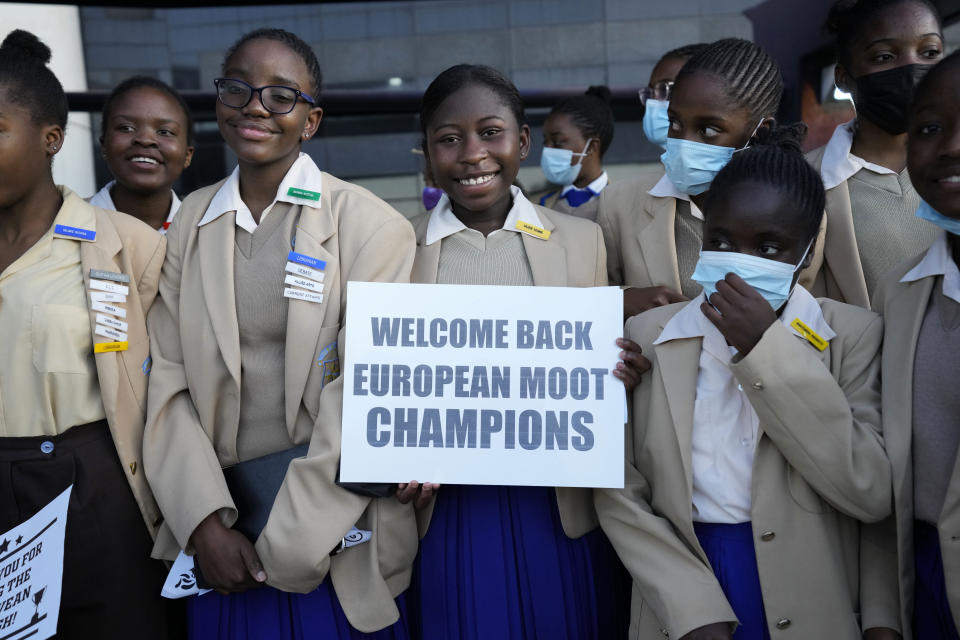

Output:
xmin=0 ymin=538 xmax=8 ymax=553
xmin=15 ymin=535 xmax=22 ymax=545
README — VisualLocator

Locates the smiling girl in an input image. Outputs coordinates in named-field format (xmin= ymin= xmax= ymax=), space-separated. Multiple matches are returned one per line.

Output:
xmin=90 ymin=77 xmax=194 ymax=234
xmin=143 ymin=28 xmax=418 ymax=640
xmin=808 ymin=0 xmax=944 ymax=306
xmin=400 ymin=64 xmax=648 ymax=640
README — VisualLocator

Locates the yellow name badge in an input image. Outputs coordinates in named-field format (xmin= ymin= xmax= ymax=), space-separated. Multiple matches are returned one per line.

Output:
xmin=790 ymin=318 xmax=828 ymax=352
xmin=95 ymin=341 xmax=129 ymax=353
xmin=515 ymin=221 xmax=551 ymax=240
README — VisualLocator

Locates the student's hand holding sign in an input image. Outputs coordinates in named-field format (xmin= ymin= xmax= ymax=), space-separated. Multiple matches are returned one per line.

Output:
xmin=613 ymin=337 xmax=650 ymax=391
xmin=700 ymin=273 xmax=778 ymax=356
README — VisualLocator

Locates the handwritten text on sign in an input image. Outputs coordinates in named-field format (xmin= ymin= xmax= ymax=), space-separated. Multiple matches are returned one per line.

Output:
xmin=340 ymin=283 xmax=625 ymax=488
xmin=0 ymin=486 xmax=71 ymax=640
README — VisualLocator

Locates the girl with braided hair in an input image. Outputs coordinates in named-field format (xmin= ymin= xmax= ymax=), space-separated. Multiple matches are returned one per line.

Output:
xmin=597 ymin=123 xmax=891 ymax=640
xmin=808 ymin=0 xmax=944 ymax=307
xmin=597 ymin=38 xmax=822 ymax=320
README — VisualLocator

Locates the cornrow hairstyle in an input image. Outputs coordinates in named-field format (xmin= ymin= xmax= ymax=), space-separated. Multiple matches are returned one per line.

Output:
xmin=705 ymin=122 xmax=825 ymax=241
xmin=0 ymin=30 xmax=68 ymax=128
xmin=826 ymin=0 xmax=941 ymax=68
xmin=677 ymin=38 xmax=783 ymax=121
xmin=420 ymin=64 xmax=525 ymax=137
xmin=549 ymin=85 xmax=615 ymax=156
xmin=101 ymin=76 xmax=195 ymax=146
xmin=662 ymin=43 xmax=709 ymax=62
xmin=911 ymin=48 xmax=960 ymax=116
xmin=224 ymin=28 xmax=323 ymax=97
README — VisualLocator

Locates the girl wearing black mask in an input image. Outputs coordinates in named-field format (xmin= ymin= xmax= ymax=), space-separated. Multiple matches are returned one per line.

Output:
xmin=806 ymin=0 xmax=943 ymax=307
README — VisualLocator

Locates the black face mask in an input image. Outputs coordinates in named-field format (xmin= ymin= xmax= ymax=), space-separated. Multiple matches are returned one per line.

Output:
xmin=854 ymin=64 xmax=932 ymax=135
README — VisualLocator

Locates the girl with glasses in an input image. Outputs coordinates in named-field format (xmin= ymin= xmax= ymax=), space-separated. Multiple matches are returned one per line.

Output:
xmin=143 ymin=28 xmax=418 ymax=640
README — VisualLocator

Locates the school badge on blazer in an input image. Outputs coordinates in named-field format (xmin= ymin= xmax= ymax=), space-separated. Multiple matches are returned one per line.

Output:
xmin=317 ymin=341 xmax=340 ymax=387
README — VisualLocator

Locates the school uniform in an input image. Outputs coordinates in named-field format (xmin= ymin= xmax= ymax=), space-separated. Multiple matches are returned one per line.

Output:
xmin=143 ymin=153 xmax=419 ymax=638
xmin=873 ymin=233 xmax=960 ymax=639
xmin=806 ymin=120 xmax=940 ymax=307
xmin=537 ymin=171 xmax=609 ymax=222
xmin=89 ymin=179 xmax=180 ymax=234
xmin=597 ymin=173 xmax=824 ymax=298
xmin=596 ymin=287 xmax=890 ymax=639
xmin=407 ymin=186 xmax=628 ymax=640
xmin=0 ymin=187 xmax=175 ymax=638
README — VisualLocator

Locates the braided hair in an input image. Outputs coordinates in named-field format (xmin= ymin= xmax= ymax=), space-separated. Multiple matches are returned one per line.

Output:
xmin=0 ymin=30 xmax=68 ymax=128
xmin=826 ymin=0 xmax=941 ymax=67
xmin=548 ymin=86 xmax=615 ymax=156
xmin=677 ymin=38 xmax=783 ymax=121
xmin=224 ymin=28 xmax=323 ymax=97
xmin=420 ymin=64 xmax=525 ymax=136
xmin=101 ymin=76 xmax=195 ymax=145
xmin=705 ymin=123 xmax=825 ymax=241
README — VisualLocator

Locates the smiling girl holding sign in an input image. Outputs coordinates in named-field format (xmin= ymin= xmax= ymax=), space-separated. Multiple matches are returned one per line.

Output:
xmin=400 ymin=63 xmax=648 ymax=640
xmin=142 ymin=28 xmax=418 ymax=640
xmin=0 ymin=30 xmax=177 ymax=638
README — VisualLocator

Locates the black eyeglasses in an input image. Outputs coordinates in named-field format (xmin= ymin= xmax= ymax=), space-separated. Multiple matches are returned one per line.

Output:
xmin=214 ymin=77 xmax=316 ymax=115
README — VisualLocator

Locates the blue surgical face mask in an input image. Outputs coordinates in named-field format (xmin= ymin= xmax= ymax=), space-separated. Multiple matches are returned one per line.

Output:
xmin=660 ymin=119 xmax=765 ymax=196
xmin=540 ymin=139 xmax=592 ymax=186
xmin=642 ymin=99 xmax=670 ymax=149
xmin=691 ymin=240 xmax=813 ymax=311
xmin=916 ymin=199 xmax=960 ymax=235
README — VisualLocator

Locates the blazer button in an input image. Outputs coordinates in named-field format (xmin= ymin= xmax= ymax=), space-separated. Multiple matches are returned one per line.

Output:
xmin=760 ymin=530 xmax=775 ymax=541
xmin=751 ymin=380 xmax=764 ymax=390
xmin=776 ymin=618 xmax=791 ymax=629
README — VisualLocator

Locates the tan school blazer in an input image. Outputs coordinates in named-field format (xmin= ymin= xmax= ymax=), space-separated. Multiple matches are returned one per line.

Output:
xmin=805 ymin=145 xmax=871 ymax=308
xmin=596 ymin=173 xmax=825 ymax=293
xmin=78 ymin=192 xmax=166 ymax=539
xmin=144 ymin=173 xmax=418 ymax=633
xmin=595 ymin=298 xmax=890 ymax=640
xmin=872 ymin=255 xmax=960 ymax=637
xmin=409 ymin=204 xmax=607 ymax=540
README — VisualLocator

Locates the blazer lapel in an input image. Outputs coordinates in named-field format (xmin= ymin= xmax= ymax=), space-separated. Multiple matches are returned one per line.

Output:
xmin=523 ymin=215 xmax=566 ymax=286
xmin=81 ymin=213 xmax=125 ymax=426
xmin=637 ymin=197 xmax=682 ymax=291
xmin=653 ymin=336 xmax=702 ymax=502
xmin=824 ymin=182 xmax=870 ymax=306
xmin=885 ymin=276 xmax=935 ymax=504
xmin=198 ymin=212 xmax=242 ymax=384
xmin=284 ymin=203 xmax=337 ymax=432
xmin=412 ymin=215 xmax=440 ymax=284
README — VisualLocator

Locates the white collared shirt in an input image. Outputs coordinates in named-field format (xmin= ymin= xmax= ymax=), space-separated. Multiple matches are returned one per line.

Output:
xmin=560 ymin=171 xmax=609 ymax=197
xmin=198 ymin=153 xmax=324 ymax=233
xmin=820 ymin=120 xmax=898 ymax=190
xmin=653 ymin=286 xmax=837 ymax=523
xmin=425 ymin=185 xmax=547 ymax=246
xmin=901 ymin=232 xmax=960 ymax=304
xmin=88 ymin=180 xmax=180 ymax=235
xmin=648 ymin=174 xmax=704 ymax=221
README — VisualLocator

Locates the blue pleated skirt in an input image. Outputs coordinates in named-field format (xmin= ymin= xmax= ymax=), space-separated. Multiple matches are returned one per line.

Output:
xmin=694 ymin=521 xmax=771 ymax=640
xmin=187 ymin=581 xmax=410 ymax=640
xmin=411 ymin=485 xmax=629 ymax=640
xmin=914 ymin=520 xmax=960 ymax=640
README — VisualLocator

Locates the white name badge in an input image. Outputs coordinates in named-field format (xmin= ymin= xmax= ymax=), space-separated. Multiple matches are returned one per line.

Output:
xmin=96 ymin=313 xmax=128 ymax=332
xmin=284 ymin=273 xmax=322 ymax=292
xmin=284 ymin=287 xmax=324 ymax=304
xmin=95 ymin=324 xmax=128 ymax=342
xmin=90 ymin=301 xmax=127 ymax=318
xmin=89 ymin=290 xmax=127 ymax=304
xmin=285 ymin=261 xmax=325 ymax=283
xmin=89 ymin=279 xmax=129 ymax=295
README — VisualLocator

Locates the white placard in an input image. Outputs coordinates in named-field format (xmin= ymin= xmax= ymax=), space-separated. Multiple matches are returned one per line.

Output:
xmin=161 ymin=552 xmax=211 ymax=599
xmin=340 ymin=282 xmax=626 ymax=488
xmin=0 ymin=485 xmax=72 ymax=640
